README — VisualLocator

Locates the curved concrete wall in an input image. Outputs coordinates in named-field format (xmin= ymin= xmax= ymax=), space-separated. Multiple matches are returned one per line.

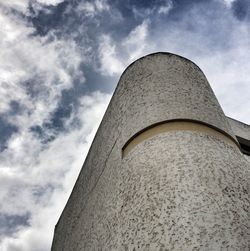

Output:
xmin=227 ymin=117 xmax=250 ymax=141
xmin=52 ymin=53 xmax=250 ymax=250
xmin=118 ymin=53 xmax=237 ymax=145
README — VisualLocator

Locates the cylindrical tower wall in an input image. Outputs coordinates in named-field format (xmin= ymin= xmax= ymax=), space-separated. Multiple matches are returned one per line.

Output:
xmin=51 ymin=53 xmax=250 ymax=251
xmin=116 ymin=53 xmax=237 ymax=145
xmin=119 ymin=131 xmax=249 ymax=250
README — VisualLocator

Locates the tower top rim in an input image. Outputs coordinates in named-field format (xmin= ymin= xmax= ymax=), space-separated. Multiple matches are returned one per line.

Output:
xmin=120 ymin=52 xmax=203 ymax=79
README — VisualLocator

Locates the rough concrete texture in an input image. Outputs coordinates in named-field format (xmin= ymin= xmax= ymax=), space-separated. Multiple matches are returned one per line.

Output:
xmin=227 ymin=117 xmax=250 ymax=141
xmin=51 ymin=53 xmax=250 ymax=250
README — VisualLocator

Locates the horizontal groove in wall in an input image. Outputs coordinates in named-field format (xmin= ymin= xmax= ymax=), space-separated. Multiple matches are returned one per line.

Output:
xmin=122 ymin=120 xmax=240 ymax=158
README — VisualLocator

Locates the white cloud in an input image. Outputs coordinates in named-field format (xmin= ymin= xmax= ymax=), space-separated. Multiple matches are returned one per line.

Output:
xmin=0 ymin=91 xmax=111 ymax=251
xmin=0 ymin=0 xmax=64 ymax=14
xmin=131 ymin=0 xmax=173 ymax=18
xmin=222 ymin=0 xmax=237 ymax=7
xmin=98 ymin=20 xmax=153 ymax=76
xmin=158 ymin=0 xmax=173 ymax=15
xmin=0 ymin=3 xmax=108 ymax=250
xmin=0 ymin=7 xmax=82 ymax=128
xmin=98 ymin=34 xmax=125 ymax=76
xmin=36 ymin=0 xmax=64 ymax=6
xmin=95 ymin=0 xmax=110 ymax=12
xmin=122 ymin=20 xmax=151 ymax=61
xmin=0 ymin=0 xmax=29 ymax=13
xmin=77 ymin=0 xmax=109 ymax=17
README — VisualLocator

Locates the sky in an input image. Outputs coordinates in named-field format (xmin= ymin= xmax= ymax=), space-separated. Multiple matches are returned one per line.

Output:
xmin=0 ymin=0 xmax=250 ymax=250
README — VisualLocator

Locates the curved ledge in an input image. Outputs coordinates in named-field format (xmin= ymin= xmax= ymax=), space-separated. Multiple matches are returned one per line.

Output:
xmin=122 ymin=119 xmax=240 ymax=158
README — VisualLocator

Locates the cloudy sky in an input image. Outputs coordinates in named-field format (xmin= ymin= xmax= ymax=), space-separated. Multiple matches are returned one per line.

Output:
xmin=0 ymin=0 xmax=250 ymax=250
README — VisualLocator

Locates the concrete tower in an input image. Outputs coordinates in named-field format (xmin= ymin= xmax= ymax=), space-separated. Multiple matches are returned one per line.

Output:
xmin=52 ymin=53 xmax=250 ymax=250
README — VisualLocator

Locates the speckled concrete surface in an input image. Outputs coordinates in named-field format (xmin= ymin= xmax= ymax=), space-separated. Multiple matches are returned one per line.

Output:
xmin=51 ymin=53 xmax=250 ymax=251
xmin=227 ymin=117 xmax=250 ymax=141
xmin=119 ymin=132 xmax=250 ymax=250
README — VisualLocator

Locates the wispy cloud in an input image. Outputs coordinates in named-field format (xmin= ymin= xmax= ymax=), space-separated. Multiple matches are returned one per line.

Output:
xmin=0 ymin=91 xmax=110 ymax=251
xmin=223 ymin=0 xmax=237 ymax=7
xmin=77 ymin=0 xmax=109 ymax=17
xmin=0 ymin=2 xmax=111 ymax=250
xmin=98 ymin=34 xmax=125 ymax=76
xmin=122 ymin=20 xmax=150 ymax=61
xmin=36 ymin=0 xmax=65 ymax=6
xmin=96 ymin=0 xmax=250 ymax=124
xmin=158 ymin=0 xmax=173 ymax=14
xmin=98 ymin=20 xmax=152 ymax=76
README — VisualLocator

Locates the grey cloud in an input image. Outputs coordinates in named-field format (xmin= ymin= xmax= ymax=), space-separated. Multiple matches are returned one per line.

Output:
xmin=0 ymin=117 xmax=18 ymax=152
xmin=231 ymin=0 xmax=250 ymax=20
xmin=0 ymin=213 xmax=30 ymax=238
